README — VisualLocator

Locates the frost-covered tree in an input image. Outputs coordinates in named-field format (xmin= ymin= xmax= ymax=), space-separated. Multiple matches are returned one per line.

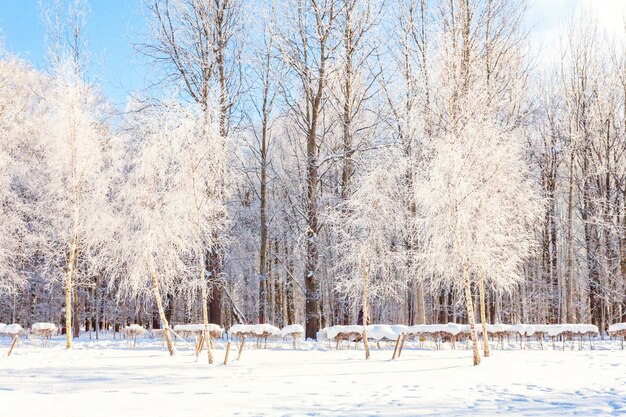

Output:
xmin=35 ymin=58 xmax=112 ymax=349
xmin=421 ymin=119 xmax=543 ymax=365
xmin=185 ymin=109 xmax=229 ymax=364
xmin=0 ymin=143 xmax=20 ymax=295
xmin=333 ymin=151 xmax=409 ymax=359
xmin=0 ymin=54 xmax=41 ymax=298
xmin=117 ymin=101 xmax=227 ymax=358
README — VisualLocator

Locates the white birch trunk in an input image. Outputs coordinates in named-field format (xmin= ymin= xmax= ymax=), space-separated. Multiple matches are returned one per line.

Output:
xmin=464 ymin=263 xmax=481 ymax=365
xmin=149 ymin=260 xmax=174 ymax=356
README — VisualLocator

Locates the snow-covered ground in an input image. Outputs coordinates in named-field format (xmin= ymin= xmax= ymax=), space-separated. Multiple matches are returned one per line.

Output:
xmin=1 ymin=334 xmax=625 ymax=416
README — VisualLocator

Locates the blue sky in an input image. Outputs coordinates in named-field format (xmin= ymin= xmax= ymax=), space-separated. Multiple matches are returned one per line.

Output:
xmin=0 ymin=0 xmax=623 ymax=108
xmin=0 ymin=0 xmax=147 ymax=106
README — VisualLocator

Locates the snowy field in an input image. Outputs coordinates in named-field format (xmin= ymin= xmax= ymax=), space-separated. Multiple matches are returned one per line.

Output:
xmin=1 ymin=334 xmax=625 ymax=417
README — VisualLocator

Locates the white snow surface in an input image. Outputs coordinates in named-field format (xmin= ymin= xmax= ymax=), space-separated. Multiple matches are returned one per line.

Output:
xmin=31 ymin=322 xmax=57 ymax=331
xmin=281 ymin=324 xmax=304 ymax=336
xmin=1 ymin=324 xmax=22 ymax=335
xmin=230 ymin=324 xmax=281 ymax=337
xmin=173 ymin=323 xmax=223 ymax=333
xmin=1 ymin=334 xmax=625 ymax=416
xmin=609 ymin=323 xmax=626 ymax=332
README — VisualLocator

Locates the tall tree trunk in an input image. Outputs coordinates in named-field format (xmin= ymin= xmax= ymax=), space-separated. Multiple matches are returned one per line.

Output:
xmin=72 ymin=286 xmax=80 ymax=338
xmin=259 ymin=150 xmax=268 ymax=323
xmin=565 ymin=148 xmax=575 ymax=323
xmin=258 ymin=48 xmax=271 ymax=323
xmin=165 ymin=292 xmax=174 ymax=325
xmin=362 ymin=262 xmax=370 ymax=360
xmin=200 ymin=252 xmax=214 ymax=364
xmin=207 ymin=2 xmax=230 ymax=327
xmin=416 ymin=283 xmax=426 ymax=324
xmin=207 ymin=246 xmax=223 ymax=326
xmin=341 ymin=3 xmax=354 ymax=202
xmin=304 ymin=106 xmax=321 ymax=340
xmin=95 ymin=275 xmax=100 ymax=340
xmin=296 ymin=0 xmax=334 ymax=340
xmin=284 ymin=236 xmax=296 ymax=326
xmin=65 ymin=238 xmax=76 ymax=349
xmin=479 ymin=272 xmax=489 ymax=357
xmin=583 ymin=191 xmax=603 ymax=332
xmin=550 ymin=190 xmax=559 ymax=323
xmin=463 ymin=264 xmax=480 ymax=366
xmin=407 ymin=282 xmax=415 ymax=325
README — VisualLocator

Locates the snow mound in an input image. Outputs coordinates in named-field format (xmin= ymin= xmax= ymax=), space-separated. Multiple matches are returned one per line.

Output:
xmin=366 ymin=325 xmax=405 ymax=340
xmin=31 ymin=322 xmax=57 ymax=331
xmin=281 ymin=324 xmax=304 ymax=337
xmin=510 ymin=324 xmax=536 ymax=336
xmin=230 ymin=324 xmax=281 ymax=337
xmin=2 ymin=324 xmax=22 ymax=335
xmin=545 ymin=324 xmax=598 ymax=336
xmin=489 ymin=324 xmax=511 ymax=333
xmin=475 ymin=324 xmax=511 ymax=334
xmin=322 ymin=324 xmax=408 ymax=341
xmin=0 ymin=323 xmax=5 ymax=333
xmin=609 ymin=323 xmax=626 ymax=332
xmin=174 ymin=324 xmax=223 ymax=333
xmin=323 ymin=325 xmax=363 ymax=340
xmin=390 ymin=324 xmax=410 ymax=334
xmin=123 ymin=324 xmax=146 ymax=334
xmin=406 ymin=323 xmax=467 ymax=336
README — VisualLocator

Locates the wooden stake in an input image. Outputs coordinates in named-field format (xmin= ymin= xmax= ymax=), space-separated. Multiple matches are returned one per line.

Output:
xmin=237 ymin=335 xmax=246 ymax=361
xmin=224 ymin=341 xmax=232 ymax=365
xmin=398 ymin=334 xmax=406 ymax=357
xmin=196 ymin=334 xmax=205 ymax=357
xmin=7 ymin=336 xmax=18 ymax=357
xmin=391 ymin=334 xmax=403 ymax=360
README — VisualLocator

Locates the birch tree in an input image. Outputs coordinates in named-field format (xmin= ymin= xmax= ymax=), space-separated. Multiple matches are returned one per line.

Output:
xmin=421 ymin=119 xmax=543 ymax=365
xmin=33 ymin=53 xmax=112 ymax=348
xmin=118 ymin=101 xmax=227 ymax=358
xmin=0 ymin=55 xmax=39 ymax=298
xmin=333 ymin=150 xmax=408 ymax=359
